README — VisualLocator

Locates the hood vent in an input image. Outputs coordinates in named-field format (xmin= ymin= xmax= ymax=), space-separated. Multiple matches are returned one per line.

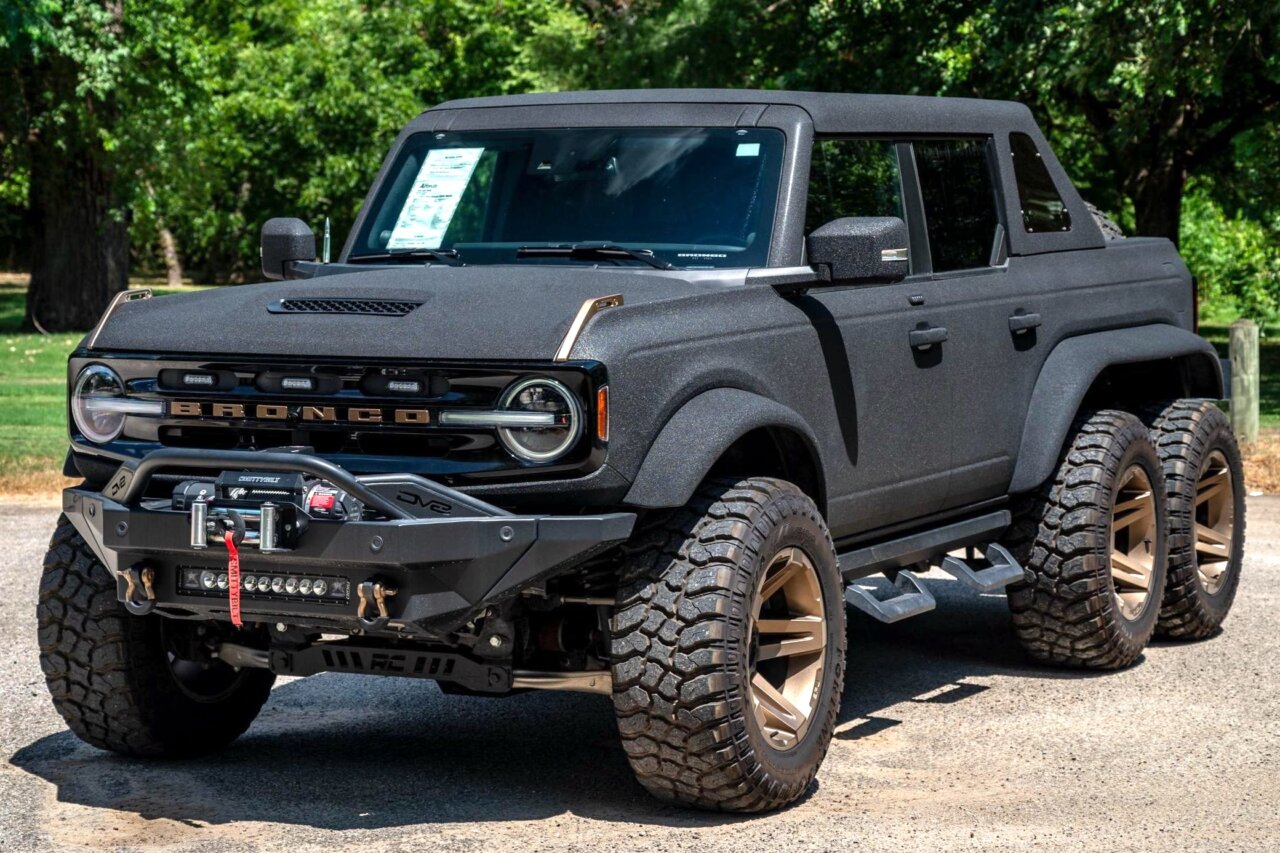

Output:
xmin=268 ymin=298 xmax=423 ymax=317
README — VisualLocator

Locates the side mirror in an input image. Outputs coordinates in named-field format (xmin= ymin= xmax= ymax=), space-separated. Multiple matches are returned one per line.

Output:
xmin=261 ymin=218 xmax=316 ymax=281
xmin=806 ymin=216 xmax=910 ymax=283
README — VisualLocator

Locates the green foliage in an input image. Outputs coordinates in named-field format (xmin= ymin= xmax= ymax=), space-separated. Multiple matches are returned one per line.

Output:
xmin=927 ymin=1 xmax=1280 ymax=239
xmin=0 ymin=0 xmax=1278 ymax=313
xmin=139 ymin=0 xmax=593 ymax=281
xmin=1 ymin=0 xmax=203 ymax=196
xmin=1182 ymin=184 xmax=1280 ymax=321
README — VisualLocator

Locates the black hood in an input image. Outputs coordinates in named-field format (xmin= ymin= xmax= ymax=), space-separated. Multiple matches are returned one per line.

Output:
xmin=90 ymin=266 xmax=734 ymax=360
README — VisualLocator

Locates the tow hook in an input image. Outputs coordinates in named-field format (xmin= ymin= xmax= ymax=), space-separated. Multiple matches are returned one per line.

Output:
xmin=356 ymin=580 xmax=398 ymax=630
xmin=119 ymin=563 xmax=157 ymax=615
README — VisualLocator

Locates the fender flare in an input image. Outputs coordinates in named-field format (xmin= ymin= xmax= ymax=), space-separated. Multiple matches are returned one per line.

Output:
xmin=1008 ymin=324 xmax=1223 ymax=493
xmin=623 ymin=387 xmax=824 ymax=509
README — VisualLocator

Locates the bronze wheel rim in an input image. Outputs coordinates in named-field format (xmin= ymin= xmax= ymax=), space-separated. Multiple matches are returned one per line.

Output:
xmin=1109 ymin=464 xmax=1158 ymax=621
xmin=748 ymin=547 xmax=827 ymax=752
xmin=1194 ymin=450 xmax=1235 ymax=595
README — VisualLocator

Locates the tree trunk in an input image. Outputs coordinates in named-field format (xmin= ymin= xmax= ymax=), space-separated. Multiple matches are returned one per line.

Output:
xmin=1129 ymin=164 xmax=1187 ymax=246
xmin=158 ymin=224 xmax=184 ymax=287
xmin=23 ymin=119 xmax=129 ymax=332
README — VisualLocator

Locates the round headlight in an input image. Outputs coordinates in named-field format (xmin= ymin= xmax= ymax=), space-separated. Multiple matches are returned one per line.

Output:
xmin=71 ymin=364 xmax=128 ymax=444
xmin=497 ymin=378 xmax=583 ymax=463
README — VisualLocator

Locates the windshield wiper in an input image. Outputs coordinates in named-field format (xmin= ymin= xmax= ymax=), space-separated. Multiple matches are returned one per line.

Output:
xmin=347 ymin=248 xmax=462 ymax=266
xmin=515 ymin=242 xmax=677 ymax=271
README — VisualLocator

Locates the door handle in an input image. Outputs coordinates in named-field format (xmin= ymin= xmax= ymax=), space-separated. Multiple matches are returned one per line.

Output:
xmin=908 ymin=325 xmax=949 ymax=350
xmin=1008 ymin=312 xmax=1042 ymax=333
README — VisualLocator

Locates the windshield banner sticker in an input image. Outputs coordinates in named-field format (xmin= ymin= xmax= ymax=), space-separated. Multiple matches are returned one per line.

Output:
xmin=387 ymin=148 xmax=484 ymax=250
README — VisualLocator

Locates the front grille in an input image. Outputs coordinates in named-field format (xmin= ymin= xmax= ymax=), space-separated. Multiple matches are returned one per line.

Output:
xmin=268 ymin=298 xmax=423 ymax=317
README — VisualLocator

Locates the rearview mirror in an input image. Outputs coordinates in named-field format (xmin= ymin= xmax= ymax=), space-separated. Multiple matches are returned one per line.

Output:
xmin=261 ymin=217 xmax=316 ymax=281
xmin=806 ymin=216 xmax=909 ymax=283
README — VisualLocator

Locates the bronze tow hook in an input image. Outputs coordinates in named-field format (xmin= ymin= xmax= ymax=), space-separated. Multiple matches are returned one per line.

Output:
xmin=120 ymin=564 xmax=157 ymax=615
xmin=356 ymin=580 xmax=398 ymax=631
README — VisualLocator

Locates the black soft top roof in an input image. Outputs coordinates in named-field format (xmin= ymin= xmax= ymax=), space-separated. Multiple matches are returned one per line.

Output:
xmin=372 ymin=89 xmax=1106 ymax=257
xmin=429 ymin=89 xmax=1037 ymax=136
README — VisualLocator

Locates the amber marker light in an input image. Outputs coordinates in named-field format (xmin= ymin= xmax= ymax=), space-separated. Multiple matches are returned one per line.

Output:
xmin=596 ymin=386 xmax=610 ymax=442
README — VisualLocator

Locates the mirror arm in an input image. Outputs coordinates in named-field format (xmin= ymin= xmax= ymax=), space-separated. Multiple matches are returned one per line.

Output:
xmin=744 ymin=265 xmax=826 ymax=297
xmin=284 ymin=260 xmax=319 ymax=281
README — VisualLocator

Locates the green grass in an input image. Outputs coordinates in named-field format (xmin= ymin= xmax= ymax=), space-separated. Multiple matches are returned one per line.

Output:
xmin=0 ymin=284 xmax=79 ymax=489
xmin=1199 ymin=322 xmax=1280 ymax=429
xmin=0 ymin=280 xmax=202 ymax=493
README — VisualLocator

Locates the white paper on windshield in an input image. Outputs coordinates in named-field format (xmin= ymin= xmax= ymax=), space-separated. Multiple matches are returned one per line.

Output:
xmin=386 ymin=148 xmax=485 ymax=249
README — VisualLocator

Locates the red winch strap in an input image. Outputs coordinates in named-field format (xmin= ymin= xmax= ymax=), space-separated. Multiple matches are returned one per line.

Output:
xmin=225 ymin=534 xmax=243 ymax=627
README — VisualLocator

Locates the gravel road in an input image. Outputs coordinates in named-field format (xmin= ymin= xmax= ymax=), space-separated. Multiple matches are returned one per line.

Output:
xmin=2 ymin=499 xmax=1277 ymax=852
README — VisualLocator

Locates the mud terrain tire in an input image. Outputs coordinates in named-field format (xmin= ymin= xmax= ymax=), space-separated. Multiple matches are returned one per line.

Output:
xmin=1006 ymin=411 xmax=1167 ymax=669
xmin=37 ymin=515 xmax=275 ymax=757
xmin=609 ymin=478 xmax=845 ymax=812
xmin=1148 ymin=400 xmax=1246 ymax=638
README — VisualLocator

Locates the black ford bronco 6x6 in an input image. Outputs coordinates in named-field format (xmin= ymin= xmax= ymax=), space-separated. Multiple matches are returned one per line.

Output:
xmin=41 ymin=90 xmax=1245 ymax=812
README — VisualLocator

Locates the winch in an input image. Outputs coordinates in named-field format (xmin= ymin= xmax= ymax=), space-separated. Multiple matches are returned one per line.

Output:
xmin=171 ymin=470 xmax=363 ymax=553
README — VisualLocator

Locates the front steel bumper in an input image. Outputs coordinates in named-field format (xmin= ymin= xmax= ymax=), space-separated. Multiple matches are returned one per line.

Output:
xmin=63 ymin=449 xmax=635 ymax=636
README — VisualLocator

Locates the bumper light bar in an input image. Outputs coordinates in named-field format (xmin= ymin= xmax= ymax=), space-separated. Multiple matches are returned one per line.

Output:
xmin=179 ymin=567 xmax=350 ymax=603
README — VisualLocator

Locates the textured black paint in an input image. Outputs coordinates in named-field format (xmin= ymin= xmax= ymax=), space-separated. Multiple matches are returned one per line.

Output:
xmin=79 ymin=92 xmax=1215 ymax=541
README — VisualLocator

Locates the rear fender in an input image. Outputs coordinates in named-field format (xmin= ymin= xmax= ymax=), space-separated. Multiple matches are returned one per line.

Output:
xmin=1009 ymin=324 xmax=1222 ymax=493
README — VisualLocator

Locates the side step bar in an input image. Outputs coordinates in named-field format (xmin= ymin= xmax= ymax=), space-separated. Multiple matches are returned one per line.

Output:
xmin=838 ymin=510 xmax=1011 ymax=580
xmin=837 ymin=511 xmax=1025 ymax=625
xmin=844 ymin=571 xmax=936 ymax=623
xmin=939 ymin=542 xmax=1026 ymax=592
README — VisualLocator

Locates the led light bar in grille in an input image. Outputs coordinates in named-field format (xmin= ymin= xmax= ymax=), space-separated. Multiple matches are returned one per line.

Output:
xmin=179 ymin=568 xmax=350 ymax=603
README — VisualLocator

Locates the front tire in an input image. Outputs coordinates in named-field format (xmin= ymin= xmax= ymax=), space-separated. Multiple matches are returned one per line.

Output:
xmin=37 ymin=515 xmax=275 ymax=757
xmin=608 ymin=478 xmax=846 ymax=812
xmin=1148 ymin=400 xmax=1246 ymax=638
xmin=1007 ymin=411 xmax=1168 ymax=669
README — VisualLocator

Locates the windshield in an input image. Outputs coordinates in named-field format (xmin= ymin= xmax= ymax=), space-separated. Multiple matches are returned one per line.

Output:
xmin=349 ymin=127 xmax=785 ymax=269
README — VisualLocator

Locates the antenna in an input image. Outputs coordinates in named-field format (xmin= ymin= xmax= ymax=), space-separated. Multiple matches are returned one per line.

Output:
xmin=322 ymin=217 xmax=331 ymax=263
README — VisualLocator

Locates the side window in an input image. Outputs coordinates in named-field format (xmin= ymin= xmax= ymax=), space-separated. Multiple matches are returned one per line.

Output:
xmin=913 ymin=139 xmax=1001 ymax=272
xmin=1009 ymin=132 xmax=1071 ymax=233
xmin=805 ymin=139 xmax=904 ymax=234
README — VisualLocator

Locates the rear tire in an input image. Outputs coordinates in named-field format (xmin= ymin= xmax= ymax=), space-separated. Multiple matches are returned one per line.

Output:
xmin=37 ymin=515 xmax=275 ymax=757
xmin=1006 ymin=411 xmax=1167 ymax=669
xmin=1147 ymin=400 xmax=1246 ymax=638
xmin=608 ymin=478 xmax=845 ymax=812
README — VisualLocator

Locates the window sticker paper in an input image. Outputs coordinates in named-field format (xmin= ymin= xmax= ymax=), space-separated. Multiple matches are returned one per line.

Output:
xmin=387 ymin=148 xmax=485 ymax=249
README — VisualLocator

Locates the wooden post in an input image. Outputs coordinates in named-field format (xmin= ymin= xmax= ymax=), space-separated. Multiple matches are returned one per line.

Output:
xmin=1230 ymin=319 xmax=1259 ymax=445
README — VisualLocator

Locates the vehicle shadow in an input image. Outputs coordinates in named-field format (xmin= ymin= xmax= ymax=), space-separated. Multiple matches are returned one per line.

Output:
xmin=835 ymin=574 xmax=1115 ymax=740
xmin=10 ymin=575 xmax=1117 ymax=830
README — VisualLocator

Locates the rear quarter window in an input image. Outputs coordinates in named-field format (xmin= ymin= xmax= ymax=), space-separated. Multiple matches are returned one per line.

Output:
xmin=1010 ymin=132 xmax=1071 ymax=233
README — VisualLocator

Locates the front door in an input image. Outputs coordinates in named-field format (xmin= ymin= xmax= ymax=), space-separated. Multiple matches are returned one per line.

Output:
xmin=803 ymin=139 xmax=955 ymax=536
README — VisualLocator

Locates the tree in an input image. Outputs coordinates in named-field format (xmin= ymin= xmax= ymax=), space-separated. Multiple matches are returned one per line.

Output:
xmin=930 ymin=1 xmax=1280 ymax=244
xmin=155 ymin=0 xmax=593 ymax=283
xmin=561 ymin=1 xmax=1280 ymax=248
xmin=1 ymin=0 xmax=199 ymax=330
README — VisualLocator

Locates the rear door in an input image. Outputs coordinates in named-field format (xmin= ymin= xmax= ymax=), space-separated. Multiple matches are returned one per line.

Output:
xmin=913 ymin=136 xmax=1056 ymax=508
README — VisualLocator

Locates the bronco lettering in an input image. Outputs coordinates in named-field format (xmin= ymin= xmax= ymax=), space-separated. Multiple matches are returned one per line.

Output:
xmin=168 ymin=400 xmax=431 ymax=426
